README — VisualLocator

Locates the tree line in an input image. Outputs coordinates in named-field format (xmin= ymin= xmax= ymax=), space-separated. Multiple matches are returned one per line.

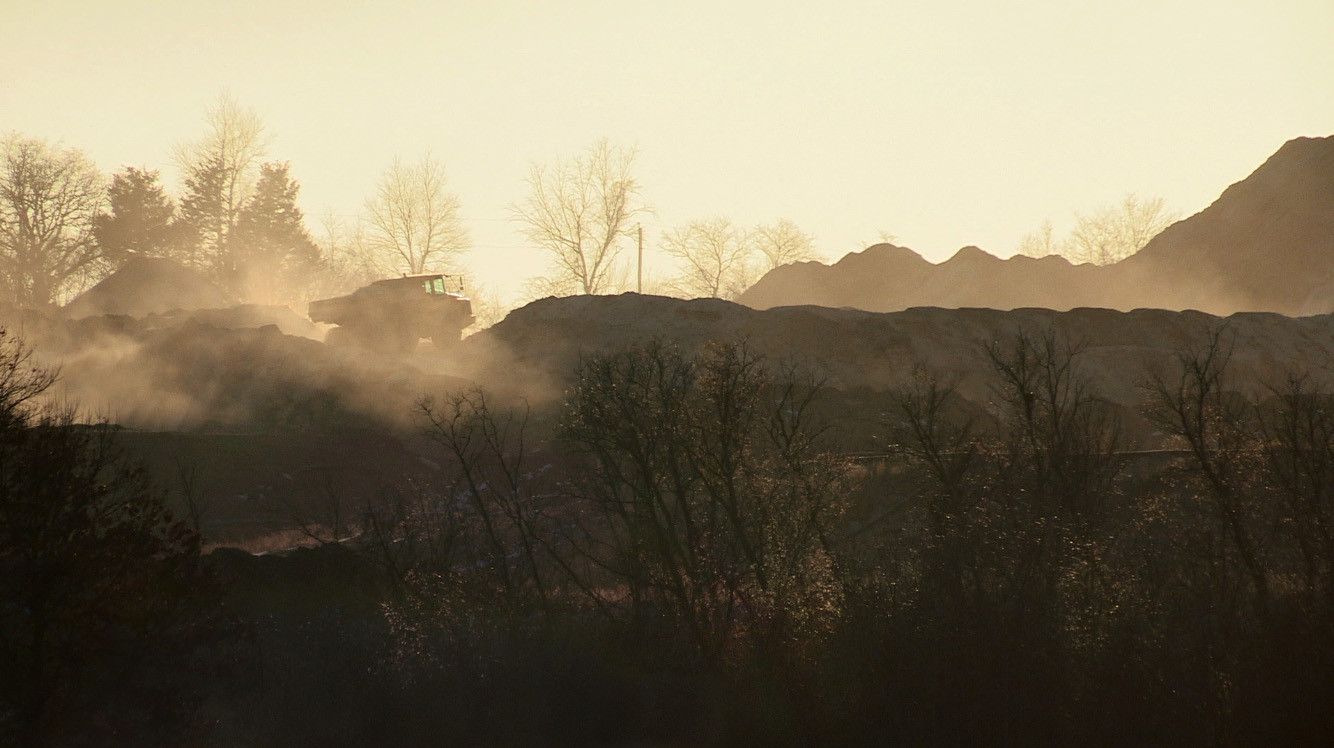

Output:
xmin=2 ymin=94 xmax=825 ymax=315
xmin=5 ymin=92 xmax=1181 ymax=315
xmin=2 ymin=97 xmax=320 ymax=307
xmin=1016 ymin=192 xmax=1179 ymax=265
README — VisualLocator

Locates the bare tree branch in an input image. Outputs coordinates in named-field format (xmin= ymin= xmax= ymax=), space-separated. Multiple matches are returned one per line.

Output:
xmin=511 ymin=139 xmax=646 ymax=295
xmin=174 ymin=92 xmax=269 ymax=272
xmin=0 ymin=134 xmax=106 ymax=306
xmin=663 ymin=216 xmax=756 ymax=299
xmin=363 ymin=153 xmax=468 ymax=275
xmin=752 ymin=218 xmax=818 ymax=269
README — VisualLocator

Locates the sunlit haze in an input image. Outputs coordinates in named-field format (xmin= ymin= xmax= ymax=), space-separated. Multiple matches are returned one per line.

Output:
xmin=4 ymin=0 xmax=1331 ymax=301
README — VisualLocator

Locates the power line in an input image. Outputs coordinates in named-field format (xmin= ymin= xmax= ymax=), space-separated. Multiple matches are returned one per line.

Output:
xmin=316 ymin=212 xmax=674 ymax=230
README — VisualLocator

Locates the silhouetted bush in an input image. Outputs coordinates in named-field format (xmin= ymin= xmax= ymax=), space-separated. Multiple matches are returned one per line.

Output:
xmin=0 ymin=329 xmax=210 ymax=746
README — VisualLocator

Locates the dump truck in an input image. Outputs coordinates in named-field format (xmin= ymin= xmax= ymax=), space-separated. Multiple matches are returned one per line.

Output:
xmin=308 ymin=274 xmax=475 ymax=354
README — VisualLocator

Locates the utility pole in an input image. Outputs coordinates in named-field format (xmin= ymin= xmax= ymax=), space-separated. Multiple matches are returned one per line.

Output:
xmin=637 ymin=223 xmax=643 ymax=293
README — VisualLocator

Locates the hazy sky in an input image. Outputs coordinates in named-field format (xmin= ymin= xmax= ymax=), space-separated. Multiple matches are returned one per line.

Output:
xmin=4 ymin=0 xmax=1331 ymax=301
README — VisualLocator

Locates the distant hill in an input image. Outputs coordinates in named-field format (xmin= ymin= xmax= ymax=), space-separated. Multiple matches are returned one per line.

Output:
xmin=739 ymin=135 xmax=1334 ymax=315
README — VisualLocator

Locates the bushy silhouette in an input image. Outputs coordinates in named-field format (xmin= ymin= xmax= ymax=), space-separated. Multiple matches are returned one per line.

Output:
xmin=0 ymin=329 xmax=207 ymax=746
xmin=93 ymin=166 xmax=186 ymax=265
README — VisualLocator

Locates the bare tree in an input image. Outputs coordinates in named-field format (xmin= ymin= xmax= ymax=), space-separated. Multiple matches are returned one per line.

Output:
xmin=888 ymin=331 xmax=1125 ymax=664
xmin=1257 ymin=371 xmax=1334 ymax=604
xmin=310 ymin=210 xmax=384 ymax=298
xmin=752 ymin=218 xmax=818 ymax=269
xmin=460 ymin=280 xmax=512 ymax=334
xmin=1016 ymin=194 xmax=1177 ymax=265
xmin=1016 ymin=218 xmax=1063 ymax=259
xmin=171 ymin=449 xmax=211 ymax=537
xmin=174 ymin=92 xmax=269 ymax=271
xmin=1068 ymin=193 xmax=1178 ymax=265
xmin=563 ymin=341 xmax=848 ymax=654
xmin=983 ymin=329 xmax=1122 ymax=516
xmin=853 ymin=228 xmax=898 ymax=252
xmin=887 ymin=365 xmax=979 ymax=507
xmin=363 ymin=152 xmax=468 ymax=275
xmin=511 ymin=138 xmax=646 ymax=295
xmin=1145 ymin=325 xmax=1271 ymax=613
xmin=418 ymin=389 xmax=555 ymax=614
xmin=663 ymin=216 xmax=756 ymax=299
xmin=0 ymin=134 xmax=107 ymax=306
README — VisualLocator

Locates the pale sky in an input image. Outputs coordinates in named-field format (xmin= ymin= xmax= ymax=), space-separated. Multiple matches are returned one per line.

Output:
xmin=3 ymin=0 xmax=1331 ymax=302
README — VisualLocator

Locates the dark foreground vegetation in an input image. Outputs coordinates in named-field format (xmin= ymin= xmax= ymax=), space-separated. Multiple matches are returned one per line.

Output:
xmin=4 ymin=325 xmax=1334 ymax=747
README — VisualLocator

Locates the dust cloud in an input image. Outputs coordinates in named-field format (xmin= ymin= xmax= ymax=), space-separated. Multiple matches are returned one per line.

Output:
xmin=1 ymin=258 xmax=493 ymax=433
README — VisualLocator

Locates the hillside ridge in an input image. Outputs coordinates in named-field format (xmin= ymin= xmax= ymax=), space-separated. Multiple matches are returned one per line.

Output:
xmin=739 ymin=135 xmax=1334 ymax=315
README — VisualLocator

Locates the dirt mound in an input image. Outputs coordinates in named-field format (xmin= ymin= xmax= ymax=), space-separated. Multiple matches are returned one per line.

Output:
xmin=740 ymin=242 xmax=1112 ymax=312
xmin=467 ymin=293 xmax=1334 ymax=445
xmin=144 ymin=304 xmax=321 ymax=338
xmin=740 ymin=135 xmax=1334 ymax=315
xmin=1117 ymin=135 xmax=1334 ymax=314
xmin=57 ymin=256 xmax=319 ymax=337
xmin=63 ymin=257 xmax=231 ymax=319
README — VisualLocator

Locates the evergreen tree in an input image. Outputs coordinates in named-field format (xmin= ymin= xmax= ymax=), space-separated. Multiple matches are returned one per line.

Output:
xmin=177 ymin=153 xmax=229 ymax=272
xmin=228 ymin=161 xmax=320 ymax=302
xmin=173 ymin=93 xmax=268 ymax=279
xmin=92 ymin=167 xmax=183 ymax=265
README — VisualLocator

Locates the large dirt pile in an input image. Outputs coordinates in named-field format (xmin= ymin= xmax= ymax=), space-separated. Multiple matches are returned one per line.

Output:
xmin=740 ymin=135 xmax=1334 ymax=315
xmin=1117 ymin=135 xmax=1334 ymax=314
xmin=63 ymin=257 xmax=232 ymax=319
xmin=741 ymin=244 xmax=1107 ymax=312
xmin=465 ymin=293 xmax=1334 ymax=445
xmin=142 ymin=304 xmax=322 ymax=338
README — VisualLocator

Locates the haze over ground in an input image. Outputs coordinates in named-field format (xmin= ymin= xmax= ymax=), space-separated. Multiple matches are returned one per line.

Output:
xmin=6 ymin=5 xmax=1334 ymax=742
xmin=3 ymin=0 xmax=1332 ymax=301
